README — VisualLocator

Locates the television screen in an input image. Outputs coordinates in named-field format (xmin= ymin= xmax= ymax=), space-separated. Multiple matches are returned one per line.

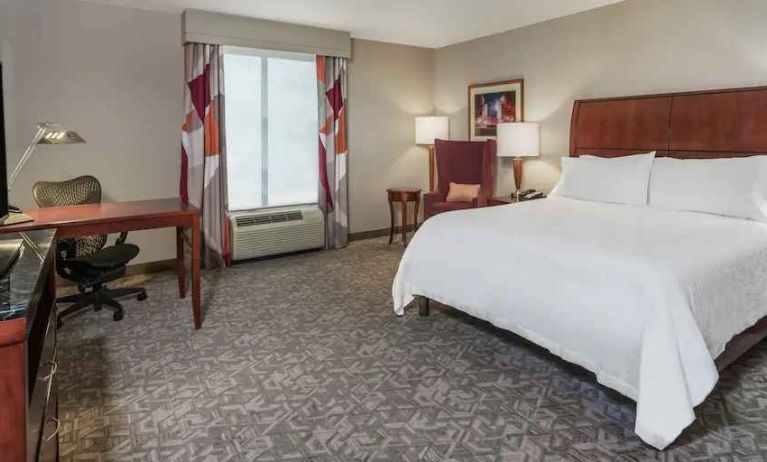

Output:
xmin=0 ymin=63 xmax=8 ymax=223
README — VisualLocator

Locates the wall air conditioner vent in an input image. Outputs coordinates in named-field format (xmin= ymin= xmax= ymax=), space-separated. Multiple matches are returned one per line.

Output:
xmin=229 ymin=206 xmax=324 ymax=261
xmin=236 ymin=210 xmax=303 ymax=228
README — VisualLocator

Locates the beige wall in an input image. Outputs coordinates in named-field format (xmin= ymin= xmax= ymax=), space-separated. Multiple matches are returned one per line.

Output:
xmin=0 ymin=0 xmax=182 ymax=264
xmin=0 ymin=1 xmax=435 ymax=262
xmin=434 ymin=0 xmax=767 ymax=196
xmin=10 ymin=0 xmax=763 ymax=256
xmin=348 ymin=39 xmax=434 ymax=233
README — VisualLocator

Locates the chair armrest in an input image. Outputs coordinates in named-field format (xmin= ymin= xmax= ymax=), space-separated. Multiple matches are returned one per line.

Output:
xmin=57 ymin=255 xmax=105 ymax=284
xmin=58 ymin=258 xmax=91 ymax=275
xmin=475 ymin=179 xmax=495 ymax=207
xmin=116 ymin=232 xmax=129 ymax=245
xmin=423 ymin=190 xmax=447 ymax=219
xmin=423 ymin=191 xmax=445 ymax=207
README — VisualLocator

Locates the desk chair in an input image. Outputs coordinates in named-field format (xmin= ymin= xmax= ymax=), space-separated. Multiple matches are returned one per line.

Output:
xmin=33 ymin=176 xmax=147 ymax=325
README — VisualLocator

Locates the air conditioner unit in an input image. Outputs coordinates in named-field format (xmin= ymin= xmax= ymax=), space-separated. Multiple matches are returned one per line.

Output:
xmin=230 ymin=205 xmax=324 ymax=261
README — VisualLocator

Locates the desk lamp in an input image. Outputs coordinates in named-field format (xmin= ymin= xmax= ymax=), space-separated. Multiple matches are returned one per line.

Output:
xmin=7 ymin=122 xmax=85 ymax=219
xmin=0 ymin=123 xmax=85 ymax=276
xmin=11 ymin=122 xmax=85 ymax=189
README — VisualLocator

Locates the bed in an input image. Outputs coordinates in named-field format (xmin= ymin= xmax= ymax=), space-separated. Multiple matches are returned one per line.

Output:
xmin=392 ymin=85 xmax=767 ymax=450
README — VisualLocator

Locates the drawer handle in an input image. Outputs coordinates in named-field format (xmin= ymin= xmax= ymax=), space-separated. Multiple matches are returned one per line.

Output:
xmin=45 ymin=417 xmax=60 ymax=441
xmin=40 ymin=360 xmax=58 ymax=382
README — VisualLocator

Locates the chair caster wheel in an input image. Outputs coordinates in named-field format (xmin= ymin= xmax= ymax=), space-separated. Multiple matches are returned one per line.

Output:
xmin=113 ymin=311 xmax=124 ymax=321
xmin=137 ymin=292 xmax=147 ymax=301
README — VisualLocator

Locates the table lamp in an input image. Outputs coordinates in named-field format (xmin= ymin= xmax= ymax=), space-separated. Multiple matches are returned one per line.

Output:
xmin=415 ymin=116 xmax=448 ymax=191
xmin=6 ymin=122 xmax=85 ymax=219
xmin=496 ymin=122 xmax=539 ymax=200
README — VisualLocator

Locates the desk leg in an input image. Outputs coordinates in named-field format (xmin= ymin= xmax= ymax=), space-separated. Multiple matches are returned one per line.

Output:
xmin=176 ymin=226 xmax=186 ymax=299
xmin=191 ymin=214 xmax=202 ymax=329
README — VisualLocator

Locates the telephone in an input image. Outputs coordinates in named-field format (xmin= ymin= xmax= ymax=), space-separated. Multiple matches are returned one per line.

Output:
xmin=516 ymin=189 xmax=546 ymax=201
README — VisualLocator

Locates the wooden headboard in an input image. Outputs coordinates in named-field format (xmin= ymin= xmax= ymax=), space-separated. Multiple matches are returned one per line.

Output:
xmin=569 ymin=85 xmax=767 ymax=158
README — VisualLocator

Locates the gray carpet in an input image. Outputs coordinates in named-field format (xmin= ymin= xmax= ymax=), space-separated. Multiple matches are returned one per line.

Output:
xmin=58 ymin=237 xmax=767 ymax=461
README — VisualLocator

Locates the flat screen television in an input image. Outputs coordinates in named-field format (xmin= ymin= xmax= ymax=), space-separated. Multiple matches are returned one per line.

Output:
xmin=0 ymin=59 xmax=22 ymax=278
xmin=0 ymin=62 xmax=8 ymax=223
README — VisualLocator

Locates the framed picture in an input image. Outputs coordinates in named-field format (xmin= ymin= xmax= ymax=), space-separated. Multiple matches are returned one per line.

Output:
xmin=468 ymin=79 xmax=524 ymax=141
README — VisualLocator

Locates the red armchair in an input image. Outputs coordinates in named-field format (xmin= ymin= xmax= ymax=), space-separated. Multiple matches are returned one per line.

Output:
xmin=424 ymin=139 xmax=497 ymax=219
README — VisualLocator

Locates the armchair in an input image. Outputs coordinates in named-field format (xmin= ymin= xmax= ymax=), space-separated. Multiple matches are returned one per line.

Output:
xmin=423 ymin=139 xmax=497 ymax=219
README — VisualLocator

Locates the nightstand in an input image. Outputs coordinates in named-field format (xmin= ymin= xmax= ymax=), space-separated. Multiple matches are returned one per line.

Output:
xmin=488 ymin=194 xmax=546 ymax=206
xmin=387 ymin=187 xmax=421 ymax=245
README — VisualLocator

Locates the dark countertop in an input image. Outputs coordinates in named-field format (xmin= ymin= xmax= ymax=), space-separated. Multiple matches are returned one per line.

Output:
xmin=0 ymin=229 xmax=55 ymax=323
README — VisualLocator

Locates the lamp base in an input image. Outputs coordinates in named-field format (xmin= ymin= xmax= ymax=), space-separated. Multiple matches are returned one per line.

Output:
xmin=508 ymin=158 xmax=525 ymax=202
xmin=512 ymin=158 xmax=524 ymax=191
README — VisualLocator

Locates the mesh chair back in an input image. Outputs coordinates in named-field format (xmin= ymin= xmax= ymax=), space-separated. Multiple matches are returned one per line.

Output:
xmin=33 ymin=176 xmax=107 ymax=257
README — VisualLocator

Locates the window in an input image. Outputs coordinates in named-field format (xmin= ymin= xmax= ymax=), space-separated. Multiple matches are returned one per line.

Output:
xmin=223 ymin=47 xmax=318 ymax=210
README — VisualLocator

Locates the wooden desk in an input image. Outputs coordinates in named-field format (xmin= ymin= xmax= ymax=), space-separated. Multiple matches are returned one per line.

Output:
xmin=0 ymin=198 xmax=203 ymax=329
xmin=0 ymin=230 xmax=58 ymax=461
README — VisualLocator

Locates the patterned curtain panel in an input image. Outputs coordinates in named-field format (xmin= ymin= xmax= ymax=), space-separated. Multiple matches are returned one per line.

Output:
xmin=181 ymin=43 xmax=230 ymax=267
xmin=317 ymin=56 xmax=349 ymax=249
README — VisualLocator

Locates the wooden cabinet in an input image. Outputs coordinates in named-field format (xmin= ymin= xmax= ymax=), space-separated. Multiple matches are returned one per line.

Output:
xmin=0 ymin=230 xmax=58 ymax=461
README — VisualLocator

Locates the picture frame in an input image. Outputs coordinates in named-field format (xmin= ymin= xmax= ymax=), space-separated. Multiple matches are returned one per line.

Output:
xmin=468 ymin=79 xmax=524 ymax=141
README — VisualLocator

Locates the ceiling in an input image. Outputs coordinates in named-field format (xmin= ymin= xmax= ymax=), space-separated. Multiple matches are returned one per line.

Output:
xmin=80 ymin=0 xmax=623 ymax=48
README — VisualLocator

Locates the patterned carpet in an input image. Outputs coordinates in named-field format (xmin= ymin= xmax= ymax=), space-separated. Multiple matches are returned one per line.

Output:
xmin=57 ymin=237 xmax=767 ymax=461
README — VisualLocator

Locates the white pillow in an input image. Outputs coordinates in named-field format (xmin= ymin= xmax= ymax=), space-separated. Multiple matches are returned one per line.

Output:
xmin=550 ymin=152 xmax=656 ymax=205
xmin=649 ymin=156 xmax=767 ymax=221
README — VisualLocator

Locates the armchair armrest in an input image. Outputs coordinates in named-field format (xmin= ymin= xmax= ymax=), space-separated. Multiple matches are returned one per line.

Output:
xmin=471 ymin=194 xmax=488 ymax=208
xmin=475 ymin=190 xmax=491 ymax=207
xmin=423 ymin=191 xmax=446 ymax=220
xmin=423 ymin=191 xmax=446 ymax=207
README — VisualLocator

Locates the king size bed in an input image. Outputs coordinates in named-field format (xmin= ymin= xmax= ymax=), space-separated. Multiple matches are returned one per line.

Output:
xmin=392 ymin=85 xmax=767 ymax=450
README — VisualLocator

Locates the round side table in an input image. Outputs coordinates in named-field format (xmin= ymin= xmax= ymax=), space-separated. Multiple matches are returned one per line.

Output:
xmin=387 ymin=187 xmax=421 ymax=245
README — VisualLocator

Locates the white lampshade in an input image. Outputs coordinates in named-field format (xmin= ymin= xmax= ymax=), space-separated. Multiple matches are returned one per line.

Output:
xmin=497 ymin=122 xmax=540 ymax=158
xmin=415 ymin=116 xmax=449 ymax=145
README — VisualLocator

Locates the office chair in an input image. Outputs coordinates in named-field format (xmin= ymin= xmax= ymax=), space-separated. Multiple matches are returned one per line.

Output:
xmin=33 ymin=175 xmax=147 ymax=325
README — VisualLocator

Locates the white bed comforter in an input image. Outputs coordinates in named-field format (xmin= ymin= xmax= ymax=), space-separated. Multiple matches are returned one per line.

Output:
xmin=392 ymin=197 xmax=767 ymax=450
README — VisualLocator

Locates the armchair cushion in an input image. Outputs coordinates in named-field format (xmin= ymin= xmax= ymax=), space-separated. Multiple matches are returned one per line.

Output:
xmin=446 ymin=182 xmax=481 ymax=202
